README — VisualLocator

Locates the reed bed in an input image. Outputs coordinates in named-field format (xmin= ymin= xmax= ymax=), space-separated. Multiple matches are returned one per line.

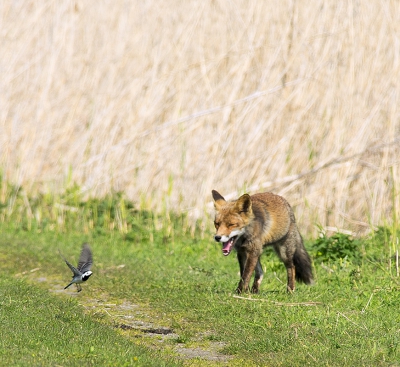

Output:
xmin=1 ymin=0 xmax=400 ymax=235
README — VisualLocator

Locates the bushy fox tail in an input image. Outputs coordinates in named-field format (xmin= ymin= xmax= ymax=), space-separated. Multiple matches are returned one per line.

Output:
xmin=293 ymin=242 xmax=314 ymax=285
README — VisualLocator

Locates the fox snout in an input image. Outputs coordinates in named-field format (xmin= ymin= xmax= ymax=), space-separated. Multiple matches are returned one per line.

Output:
xmin=214 ymin=233 xmax=237 ymax=256
xmin=214 ymin=234 xmax=230 ymax=243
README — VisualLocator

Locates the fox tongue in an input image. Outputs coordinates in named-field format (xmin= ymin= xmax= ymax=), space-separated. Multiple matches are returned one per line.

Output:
xmin=222 ymin=238 xmax=234 ymax=256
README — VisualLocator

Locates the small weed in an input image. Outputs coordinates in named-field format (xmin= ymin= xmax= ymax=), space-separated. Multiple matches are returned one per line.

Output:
xmin=312 ymin=229 xmax=362 ymax=264
xmin=174 ymin=335 xmax=190 ymax=344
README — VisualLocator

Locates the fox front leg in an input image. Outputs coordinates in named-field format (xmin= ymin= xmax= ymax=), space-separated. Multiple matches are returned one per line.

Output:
xmin=236 ymin=252 xmax=259 ymax=294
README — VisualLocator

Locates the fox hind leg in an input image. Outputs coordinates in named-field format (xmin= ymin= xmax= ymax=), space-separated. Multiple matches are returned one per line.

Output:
xmin=237 ymin=251 xmax=246 ymax=278
xmin=286 ymin=265 xmax=296 ymax=293
xmin=236 ymin=251 xmax=247 ymax=293
xmin=272 ymin=240 xmax=297 ymax=293
xmin=251 ymin=258 xmax=264 ymax=294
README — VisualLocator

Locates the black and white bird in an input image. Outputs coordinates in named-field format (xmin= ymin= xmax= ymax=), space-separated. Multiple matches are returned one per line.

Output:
xmin=59 ymin=243 xmax=93 ymax=292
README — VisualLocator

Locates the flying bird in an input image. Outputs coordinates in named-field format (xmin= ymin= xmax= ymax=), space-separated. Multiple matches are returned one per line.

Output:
xmin=59 ymin=243 xmax=93 ymax=292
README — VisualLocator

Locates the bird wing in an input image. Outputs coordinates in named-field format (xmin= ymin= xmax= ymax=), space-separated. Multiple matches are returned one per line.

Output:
xmin=77 ymin=243 xmax=93 ymax=273
xmin=59 ymin=249 xmax=82 ymax=276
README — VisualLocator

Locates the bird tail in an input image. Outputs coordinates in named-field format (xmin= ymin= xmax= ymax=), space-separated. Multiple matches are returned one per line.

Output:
xmin=64 ymin=282 xmax=73 ymax=289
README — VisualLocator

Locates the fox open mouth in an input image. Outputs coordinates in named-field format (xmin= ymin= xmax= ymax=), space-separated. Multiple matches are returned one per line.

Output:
xmin=222 ymin=236 xmax=237 ymax=256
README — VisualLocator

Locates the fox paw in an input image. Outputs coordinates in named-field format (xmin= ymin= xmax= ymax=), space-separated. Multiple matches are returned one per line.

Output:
xmin=251 ymin=286 xmax=259 ymax=294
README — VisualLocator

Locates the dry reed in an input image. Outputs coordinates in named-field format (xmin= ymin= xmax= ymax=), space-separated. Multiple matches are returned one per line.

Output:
xmin=1 ymin=0 xmax=400 ymax=235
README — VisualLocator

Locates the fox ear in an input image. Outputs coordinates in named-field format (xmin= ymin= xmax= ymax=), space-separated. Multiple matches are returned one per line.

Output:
xmin=212 ymin=190 xmax=226 ymax=210
xmin=235 ymin=194 xmax=252 ymax=214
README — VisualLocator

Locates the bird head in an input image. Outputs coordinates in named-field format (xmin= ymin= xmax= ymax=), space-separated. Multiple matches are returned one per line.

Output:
xmin=82 ymin=271 xmax=93 ymax=281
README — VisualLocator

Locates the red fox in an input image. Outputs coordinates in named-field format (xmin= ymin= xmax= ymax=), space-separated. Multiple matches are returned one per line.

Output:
xmin=212 ymin=190 xmax=313 ymax=293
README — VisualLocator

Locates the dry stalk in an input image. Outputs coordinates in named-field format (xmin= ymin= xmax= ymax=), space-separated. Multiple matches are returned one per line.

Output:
xmin=233 ymin=295 xmax=323 ymax=307
xmin=1 ymin=0 xmax=400 ymax=236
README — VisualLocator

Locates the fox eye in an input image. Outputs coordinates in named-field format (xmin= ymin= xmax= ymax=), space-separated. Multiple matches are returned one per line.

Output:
xmin=228 ymin=223 xmax=236 ymax=228
xmin=214 ymin=222 xmax=220 ymax=229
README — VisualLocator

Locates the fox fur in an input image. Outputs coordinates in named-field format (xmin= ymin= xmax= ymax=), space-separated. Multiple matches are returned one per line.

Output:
xmin=212 ymin=190 xmax=313 ymax=293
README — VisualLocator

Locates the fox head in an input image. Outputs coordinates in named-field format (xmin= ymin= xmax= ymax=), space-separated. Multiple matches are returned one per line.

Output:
xmin=211 ymin=190 xmax=254 ymax=256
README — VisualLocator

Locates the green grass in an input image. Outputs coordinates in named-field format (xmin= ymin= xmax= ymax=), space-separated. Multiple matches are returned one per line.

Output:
xmin=1 ymin=189 xmax=400 ymax=366
xmin=1 ymin=225 xmax=400 ymax=366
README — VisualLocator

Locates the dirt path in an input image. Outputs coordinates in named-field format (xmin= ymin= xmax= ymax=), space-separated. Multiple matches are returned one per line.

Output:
xmin=22 ymin=269 xmax=232 ymax=365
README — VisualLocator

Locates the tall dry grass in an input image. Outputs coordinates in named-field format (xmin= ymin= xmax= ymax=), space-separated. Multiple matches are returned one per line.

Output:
xmin=1 ymin=0 xmax=400 ymax=235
